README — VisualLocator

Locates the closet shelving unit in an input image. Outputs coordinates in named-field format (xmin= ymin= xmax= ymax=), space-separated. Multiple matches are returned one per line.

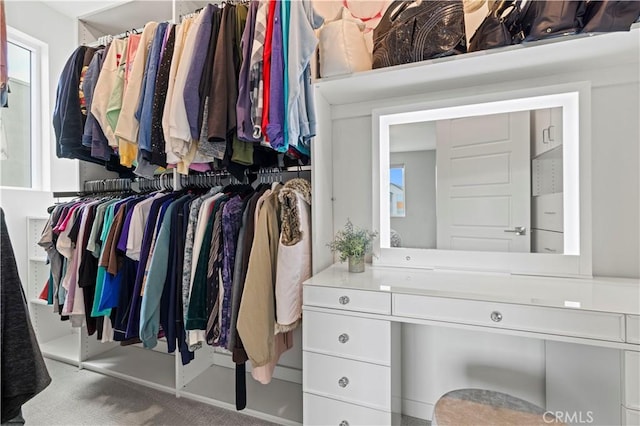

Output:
xmin=27 ymin=216 xmax=83 ymax=366
xmin=30 ymin=1 xmax=302 ymax=425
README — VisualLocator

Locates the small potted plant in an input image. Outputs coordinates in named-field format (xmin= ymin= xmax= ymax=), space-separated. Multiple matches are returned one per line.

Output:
xmin=328 ymin=220 xmax=378 ymax=273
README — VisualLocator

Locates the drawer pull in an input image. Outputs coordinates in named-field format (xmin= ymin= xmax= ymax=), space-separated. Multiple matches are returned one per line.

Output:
xmin=338 ymin=333 xmax=349 ymax=344
xmin=338 ymin=377 xmax=350 ymax=388
xmin=491 ymin=311 xmax=503 ymax=322
xmin=340 ymin=422 xmax=350 ymax=426
xmin=543 ymin=247 xmax=557 ymax=253
xmin=543 ymin=211 xmax=557 ymax=215
xmin=339 ymin=296 xmax=350 ymax=305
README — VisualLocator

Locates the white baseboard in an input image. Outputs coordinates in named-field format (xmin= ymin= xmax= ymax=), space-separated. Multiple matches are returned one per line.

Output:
xmin=402 ymin=397 xmax=433 ymax=422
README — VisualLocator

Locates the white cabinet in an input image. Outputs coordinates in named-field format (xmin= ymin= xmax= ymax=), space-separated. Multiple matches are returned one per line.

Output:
xmin=303 ymin=285 xmax=400 ymax=425
xmin=532 ymin=107 xmax=563 ymax=157
xmin=530 ymin=108 xmax=564 ymax=252
xmin=628 ymin=315 xmax=640 ymax=344
xmin=26 ymin=217 xmax=82 ymax=366
xmin=304 ymin=393 xmax=392 ymax=425
xmin=624 ymin=351 xmax=640 ymax=411
xmin=532 ymin=229 xmax=564 ymax=254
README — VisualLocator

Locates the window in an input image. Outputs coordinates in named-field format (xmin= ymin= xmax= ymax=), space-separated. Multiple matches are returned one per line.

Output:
xmin=390 ymin=165 xmax=405 ymax=217
xmin=0 ymin=41 xmax=32 ymax=187
xmin=0 ymin=28 xmax=48 ymax=190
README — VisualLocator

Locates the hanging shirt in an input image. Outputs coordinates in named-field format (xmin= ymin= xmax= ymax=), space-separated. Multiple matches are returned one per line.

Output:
xmin=287 ymin=0 xmax=323 ymax=155
xmin=249 ymin=1 xmax=269 ymax=140
xmin=265 ymin=1 xmax=286 ymax=151
xmin=91 ymin=38 xmax=127 ymax=148
xmin=163 ymin=19 xmax=192 ymax=165
xmin=114 ymin=21 xmax=159 ymax=167
xmin=236 ymin=1 xmax=261 ymax=143
xmin=260 ymin=0 xmax=277 ymax=142
xmin=136 ymin=22 xmax=169 ymax=157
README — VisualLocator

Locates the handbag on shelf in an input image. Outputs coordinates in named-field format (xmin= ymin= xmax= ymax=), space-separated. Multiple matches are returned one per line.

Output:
xmin=468 ymin=0 xmax=524 ymax=52
xmin=372 ymin=0 xmax=467 ymax=69
xmin=319 ymin=7 xmax=372 ymax=78
xmin=518 ymin=0 xmax=587 ymax=42
xmin=581 ymin=0 xmax=640 ymax=33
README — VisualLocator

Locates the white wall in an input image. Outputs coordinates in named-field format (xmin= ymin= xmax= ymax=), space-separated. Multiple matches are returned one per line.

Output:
xmin=390 ymin=150 xmax=436 ymax=249
xmin=1 ymin=0 xmax=78 ymax=282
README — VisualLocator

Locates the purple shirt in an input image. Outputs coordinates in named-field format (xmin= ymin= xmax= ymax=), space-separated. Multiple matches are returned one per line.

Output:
xmin=184 ymin=4 xmax=216 ymax=140
xmin=236 ymin=0 xmax=261 ymax=143
xmin=219 ymin=195 xmax=244 ymax=347
xmin=265 ymin=1 xmax=286 ymax=151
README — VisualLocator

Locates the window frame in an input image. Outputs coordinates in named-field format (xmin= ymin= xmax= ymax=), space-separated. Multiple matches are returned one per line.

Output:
xmin=2 ymin=26 xmax=50 ymax=191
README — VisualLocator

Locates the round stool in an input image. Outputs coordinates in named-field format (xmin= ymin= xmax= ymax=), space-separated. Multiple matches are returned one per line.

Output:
xmin=432 ymin=389 xmax=564 ymax=425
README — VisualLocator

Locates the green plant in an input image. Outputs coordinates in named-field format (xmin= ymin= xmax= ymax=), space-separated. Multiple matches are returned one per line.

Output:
xmin=328 ymin=220 xmax=378 ymax=262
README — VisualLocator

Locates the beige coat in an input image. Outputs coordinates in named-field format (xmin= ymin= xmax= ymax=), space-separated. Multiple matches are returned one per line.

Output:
xmin=237 ymin=185 xmax=282 ymax=367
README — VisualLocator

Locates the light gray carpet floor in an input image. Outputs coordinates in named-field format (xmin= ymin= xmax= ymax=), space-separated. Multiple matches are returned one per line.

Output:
xmin=21 ymin=359 xmax=428 ymax=426
xmin=21 ymin=359 xmax=278 ymax=426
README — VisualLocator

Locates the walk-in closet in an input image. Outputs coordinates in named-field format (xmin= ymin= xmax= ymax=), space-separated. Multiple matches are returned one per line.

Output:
xmin=1 ymin=1 xmax=639 ymax=425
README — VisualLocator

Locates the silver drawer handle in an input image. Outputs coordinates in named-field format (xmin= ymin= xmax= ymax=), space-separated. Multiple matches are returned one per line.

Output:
xmin=338 ymin=377 xmax=349 ymax=388
xmin=339 ymin=296 xmax=350 ymax=305
xmin=338 ymin=333 xmax=349 ymax=344
xmin=340 ymin=422 xmax=350 ymax=426
xmin=491 ymin=311 xmax=503 ymax=322
xmin=543 ymin=211 xmax=557 ymax=215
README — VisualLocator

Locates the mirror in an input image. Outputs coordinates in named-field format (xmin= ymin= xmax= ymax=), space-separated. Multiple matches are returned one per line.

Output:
xmin=373 ymin=84 xmax=592 ymax=276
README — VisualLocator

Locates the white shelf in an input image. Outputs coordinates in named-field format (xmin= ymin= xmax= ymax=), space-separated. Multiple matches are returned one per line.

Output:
xmin=30 ymin=298 xmax=48 ymax=306
xmin=181 ymin=364 xmax=303 ymax=426
xmin=29 ymin=256 xmax=47 ymax=262
xmin=40 ymin=333 xmax=81 ymax=365
xmin=82 ymin=345 xmax=176 ymax=393
xmin=314 ymin=25 xmax=640 ymax=105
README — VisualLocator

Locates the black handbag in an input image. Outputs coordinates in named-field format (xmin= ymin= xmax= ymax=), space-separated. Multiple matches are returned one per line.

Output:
xmin=372 ymin=0 xmax=467 ymax=69
xmin=519 ymin=0 xmax=587 ymax=42
xmin=468 ymin=0 xmax=523 ymax=52
xmin=581 ymin=0 xmax=640 ymax=33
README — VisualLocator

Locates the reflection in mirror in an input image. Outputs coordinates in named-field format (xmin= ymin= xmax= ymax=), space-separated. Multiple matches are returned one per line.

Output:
xmin=390 ymin=165 xmax=406 ymax=217
xmin=381 ymin=94 xmax=579 ymax=256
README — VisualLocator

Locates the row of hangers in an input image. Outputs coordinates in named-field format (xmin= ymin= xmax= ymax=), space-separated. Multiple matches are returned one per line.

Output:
xmin=76 ymin=165 xmax=310 ymax=198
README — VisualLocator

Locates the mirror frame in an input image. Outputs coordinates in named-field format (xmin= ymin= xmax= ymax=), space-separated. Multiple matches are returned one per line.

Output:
xmin=372 ymin=82 xmax=592 ymax=277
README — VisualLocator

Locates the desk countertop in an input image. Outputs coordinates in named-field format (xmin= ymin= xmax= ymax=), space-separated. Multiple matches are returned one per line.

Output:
xmin=305 ymin=264 xmax=640 ymax=315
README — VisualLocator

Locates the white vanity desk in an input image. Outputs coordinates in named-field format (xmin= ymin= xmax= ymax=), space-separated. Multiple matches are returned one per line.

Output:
xmin=302 ymin=264 xmax=640 ymax=425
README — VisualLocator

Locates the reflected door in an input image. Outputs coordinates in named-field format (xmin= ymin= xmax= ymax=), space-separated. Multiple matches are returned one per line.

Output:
xmin=436 ymin=111 xmax=531 ymax=252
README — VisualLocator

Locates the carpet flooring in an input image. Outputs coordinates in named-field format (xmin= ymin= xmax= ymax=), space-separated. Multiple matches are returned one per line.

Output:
xmin=21 ymin=359 xmax=278 ymax=426
xmin=21 ymin=359 xmax=428 ymax=426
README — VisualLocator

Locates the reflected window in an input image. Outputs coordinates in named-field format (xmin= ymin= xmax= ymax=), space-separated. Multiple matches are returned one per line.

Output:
xmin=390 ymin=165 xmax=405 ymax=217
xmin=0 ymin=41 xmax=32 ymax=188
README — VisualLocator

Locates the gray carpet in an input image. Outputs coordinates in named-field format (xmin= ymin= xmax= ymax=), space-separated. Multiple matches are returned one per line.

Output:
xmin=21 ymin=359 xmax=428 ymax=426
xmin=21 ymin=359 xmax=278 ymax=426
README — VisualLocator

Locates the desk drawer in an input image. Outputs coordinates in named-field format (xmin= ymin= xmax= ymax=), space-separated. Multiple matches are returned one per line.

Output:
xmin=304 ymin=286 xmax=391 ymax=314
xmin=304 ymin=393 xmax=391 ymax=426
xmin=627 ymin=315 xmax=640 ymax=344
xmin=532 ymin=193 xmax=563 ymax=232
xmin=303 ymin=310 xmax=391 ymax=365
xmin=393 ymin=294 xmax=625 ymax=342
xmin=625 ymin=351 xmax=640 ymax=410
xmin=532 ymin=229 xmax=564 ymax=254
xmin=303 ymin=351 xmax=391 ymax=411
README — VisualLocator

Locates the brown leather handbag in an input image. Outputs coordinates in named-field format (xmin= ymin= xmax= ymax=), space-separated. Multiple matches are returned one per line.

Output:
xmin=373 ymin=0 xmax=467 ymax=69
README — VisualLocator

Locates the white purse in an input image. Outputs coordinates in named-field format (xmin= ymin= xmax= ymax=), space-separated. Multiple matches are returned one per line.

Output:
xmin=319 ymin=7 xmax=372 ymax=78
